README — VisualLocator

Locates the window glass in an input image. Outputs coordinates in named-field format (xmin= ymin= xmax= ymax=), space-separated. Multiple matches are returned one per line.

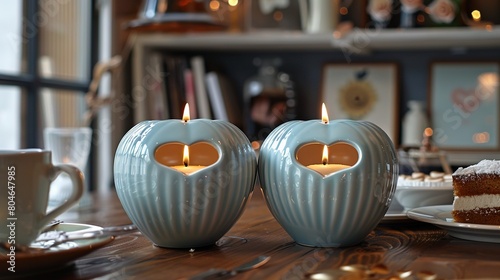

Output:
xmin=0 ymin=1 xmax=24 ymax=75
xmin=39 ymin=88 xmax=87 ymax=129
xmin=39 ymin=0 xmax=91 ymax=81
xmin=0 ymin=86 xmax=23 ymax=149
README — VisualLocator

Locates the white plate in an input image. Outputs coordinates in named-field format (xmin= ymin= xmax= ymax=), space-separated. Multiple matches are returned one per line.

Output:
xmin=0 ymin=223 xmax=114 ymax=275
xmin=407 ymin=205 xmax=500 ymax=243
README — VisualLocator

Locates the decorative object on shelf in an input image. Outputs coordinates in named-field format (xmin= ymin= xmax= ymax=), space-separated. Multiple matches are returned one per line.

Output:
xmin=400 ymin=0 xmax=425 ymax=28
xmin=429 ymin=61 xmax=499 ymax=151
xmin=462 ymin=0 xmax=500 ymax=26
xmin=398 ymin=127 xmax=452 ymax=174
xmin=127 ymin=0 xmax=226 ymax=32
xmin=258 ymin=104 xmax=399 ymax=247
xmin=423 ymin=0 xmax=463 ymax=27
xmin=402 ymin=100 xmax=429 ymax=147
xmin=366 ymin=0 xmax=394 ymax=28
xmin=207 ymin=0 xmax=244 ymax=32
xmin=338 ymin=0 xmax=368 ymax=28
xmin=298 ymin=0 xmax=339 ymax=33
xmin=243 ymin=58 xmax=297 ymax=141
xmin=245 ymin=0 xmax=302 ymax=31
xmin=321 ymin=62 xmax=399 ymax=143
xmin=114 ymin=104 xmax=257 ymax=248
xmin=399 ymin=127 xmax=452 ymax=174
xmin=460 ymin=8 xmax=494 ymax=29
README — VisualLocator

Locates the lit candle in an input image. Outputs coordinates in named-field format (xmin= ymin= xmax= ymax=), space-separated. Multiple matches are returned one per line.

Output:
xmin=170 ymin=144 xmax=205 ymax=175
xmin=307 ymin=145 xmax=351 ymax=176
xmin=258 ymin=102 xmax=398 ymax=247
xmin=307 ymin=105 xmax=351 ymax=176
xmin=115 ymin=101 xmax=257 ymax=248
xmin=167 ymin=104 xmax=207 ymax=175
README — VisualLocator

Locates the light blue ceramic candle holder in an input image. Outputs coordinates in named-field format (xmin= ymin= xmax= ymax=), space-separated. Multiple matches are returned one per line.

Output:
xmin=258 ymin=119 xmax=398 ymax=247
xmin=114 ymin=118 xmax=257 ymax=248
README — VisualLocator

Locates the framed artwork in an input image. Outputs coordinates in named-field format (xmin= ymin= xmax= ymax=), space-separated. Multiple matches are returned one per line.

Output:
xmin=321 ymin=63 xmax=399 ymax=143
xmin=429 ymin=62 xmax=500 ymax=151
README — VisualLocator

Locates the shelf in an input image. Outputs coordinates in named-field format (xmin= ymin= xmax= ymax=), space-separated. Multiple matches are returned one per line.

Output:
xmin=130 ymin=26 xmax=500 ymax=52
xmin=342 ymin=26 xmax=500 ymax=52
xmin=131 ymin=31 xmax=337 ymax=51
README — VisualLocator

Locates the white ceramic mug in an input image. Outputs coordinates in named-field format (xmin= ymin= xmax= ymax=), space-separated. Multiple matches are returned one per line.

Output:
xmin=0 ymin=149 xmax=84 ymax=246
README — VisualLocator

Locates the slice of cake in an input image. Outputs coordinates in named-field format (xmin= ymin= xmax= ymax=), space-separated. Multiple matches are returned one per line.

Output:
xmin=452 ymin=159 xmax=500 ymax=225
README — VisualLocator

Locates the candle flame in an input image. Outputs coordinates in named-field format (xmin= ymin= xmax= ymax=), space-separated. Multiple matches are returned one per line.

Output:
xmin=182 ymin=103 xmax=190 ymax=122
xmin=424 ymin=127 xmax=433 ymax=137
xmin=321 ymin=103 xmax=329 ymax=124
xmin=322 ymin=145 xmax=328 ymax=165
xmin=183 ymin=145 xmax=189 ymax=167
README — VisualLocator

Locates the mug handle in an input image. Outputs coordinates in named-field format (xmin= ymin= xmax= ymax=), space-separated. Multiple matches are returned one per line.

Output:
xmin=41 ymin=164 xmax=84 ymax=225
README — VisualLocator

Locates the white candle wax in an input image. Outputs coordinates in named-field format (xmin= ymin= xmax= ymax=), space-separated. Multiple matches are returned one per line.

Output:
xmin=308 ymin=163 xmax=351 ymax=176
xmin=170 ymin=165 xmax=205 ymax=175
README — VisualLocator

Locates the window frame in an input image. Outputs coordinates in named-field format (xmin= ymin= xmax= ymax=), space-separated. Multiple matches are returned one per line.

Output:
xmin=0 ymin=0 xmax=98 ymax=148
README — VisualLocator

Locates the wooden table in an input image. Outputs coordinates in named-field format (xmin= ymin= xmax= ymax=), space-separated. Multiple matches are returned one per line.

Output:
xmin=17 ymin=188 xmax=500 ymax=279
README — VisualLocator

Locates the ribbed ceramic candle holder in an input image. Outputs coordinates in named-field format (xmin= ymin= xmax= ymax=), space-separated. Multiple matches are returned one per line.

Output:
xmin=258 ymin=119 xmax=398 ymax=247
xmin=114 ymin=118 xmax=257 ymax=248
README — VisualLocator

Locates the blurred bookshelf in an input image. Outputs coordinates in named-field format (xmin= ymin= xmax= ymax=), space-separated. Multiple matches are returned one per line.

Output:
xmin=117 ymin=26 xmax=500 ymax=165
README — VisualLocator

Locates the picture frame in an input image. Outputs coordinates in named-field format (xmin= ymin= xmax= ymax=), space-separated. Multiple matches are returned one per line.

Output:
xmin=429 ymin=61 xmax=500 ymax=151
xmin=321 ymin=62 xmax=399 ymax=143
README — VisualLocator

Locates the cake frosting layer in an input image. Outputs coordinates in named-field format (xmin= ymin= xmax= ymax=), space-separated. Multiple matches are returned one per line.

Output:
xmin=453 ymin=159 xmax=500 ymax=175
xmin=453 ymin=194 xmax=500 ymax=211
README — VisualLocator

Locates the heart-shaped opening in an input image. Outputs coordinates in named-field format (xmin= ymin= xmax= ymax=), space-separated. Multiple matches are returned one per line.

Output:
xmin=296 ymin=142 xmax=358 ymax=176
xmin=155 ymin=142 xmax=219 ymax=175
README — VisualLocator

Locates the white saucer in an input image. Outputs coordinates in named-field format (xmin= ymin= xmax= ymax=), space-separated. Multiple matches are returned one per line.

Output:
xmin=383 ymin=210 xmax=408 ymax=222
xmin=407 ymin=205 xmax=500 ymax=243
xmin=0 ymin=223 xmax=114 ymax=275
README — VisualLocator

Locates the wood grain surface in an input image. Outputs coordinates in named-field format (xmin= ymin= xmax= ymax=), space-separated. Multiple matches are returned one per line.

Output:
xmin=17 ymin=188 xmax=500 ymax=279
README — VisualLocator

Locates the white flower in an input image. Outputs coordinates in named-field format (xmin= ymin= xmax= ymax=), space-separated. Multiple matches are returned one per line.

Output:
xmin=367 ymin=0 xmax=393 ymax=22
xmin=427 ymin=0 xmax=456 ymax=24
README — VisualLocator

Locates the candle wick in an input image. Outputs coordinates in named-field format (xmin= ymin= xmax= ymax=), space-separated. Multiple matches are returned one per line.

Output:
xmin=184 ymin=161 xmax=188 ymax=167
xmin=322 ymin=160 xmax=327 ymax=165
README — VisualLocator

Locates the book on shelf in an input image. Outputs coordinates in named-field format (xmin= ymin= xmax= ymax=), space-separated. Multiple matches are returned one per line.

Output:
xmin=143 ymin=54 xmax=242 ymax=126
xmin=205 ymin=71 xmax=242 ymax=127
xmin=205 ymin=71 xmax=228 ymax=121
xmin=164 ymin=55 xmax=188 ymax=119
xmin=190 ymin=55 xmax=212 ymax=119
xmin=183 ymin=68 xmax=198 ymax=119
xmin=148 ymin=52 xmax=169 ymax=120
